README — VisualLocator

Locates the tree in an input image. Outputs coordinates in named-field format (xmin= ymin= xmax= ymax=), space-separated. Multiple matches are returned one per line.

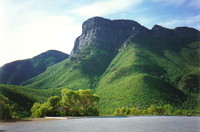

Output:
xmin=61 ymin=89 xmax=100 ymax=116
xmin=31 ymin=102 xmax=43 ymax=118
xmin=30 ymin=89 xmax=100 ymax=117
xmin=46 ymin=96 xmax=60 ymax=116
xmin=31 ymin=96 xmax=60 ymax=118
xmin=0 ymin=95 xmax=12 ymax=120
xmin=61 ymin=89 xmax=81 ymax=115
xmin=47 ymin=96 xmax=60 ymax=108
xmin=76 ymin=90 xmax=100 ymax=115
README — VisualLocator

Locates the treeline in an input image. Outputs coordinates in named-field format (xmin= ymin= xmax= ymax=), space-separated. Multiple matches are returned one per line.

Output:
xmin=31 ymin=89 xmax=100 ymax=118
xmin=114 ymin=105 xmax=200 ymax=116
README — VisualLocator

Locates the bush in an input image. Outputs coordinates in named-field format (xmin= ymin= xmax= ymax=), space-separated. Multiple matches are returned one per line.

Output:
xmin=113 ymin=104 xmax=200 ymax=116
xmin=178 ymin=72 xmax=200 ymax=93
xmin=61 ymin=89 xmax=100 ymax=116
xmin=0 ymin=95 xmax=12 ymax=120
xmin=31 ymin=96 xmax=60 ymax=118
xmin=31 ymin=89 xmax=100 ymax=117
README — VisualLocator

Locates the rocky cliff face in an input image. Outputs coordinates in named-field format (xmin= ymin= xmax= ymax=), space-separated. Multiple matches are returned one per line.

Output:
xmin=151 ymin=25 xmax=200 ymax=44
xmin=71 ymin=17 xmax=200 ymax=55
xmin=71 ymin=17 xmax=149 ymax=54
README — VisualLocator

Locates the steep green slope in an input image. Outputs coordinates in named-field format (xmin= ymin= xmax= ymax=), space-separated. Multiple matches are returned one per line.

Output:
xmin=22 ymin=45 xmax=115 ymax=90
xmin=96 ymin=41 xmax=200 ymax=114
xmin=0 ymin=84 xmax=63 ymax=117
xmin=0 ymin=50 xmax=69 ymax=85
xmin=22 ymin=59 xmax=91 ymax=90
xmin=23 ymin=41 xmax=200 ymax=115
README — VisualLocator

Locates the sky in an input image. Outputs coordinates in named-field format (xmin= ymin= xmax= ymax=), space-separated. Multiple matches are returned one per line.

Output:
xmin=0 ymin=0 xmax=200 ymax=66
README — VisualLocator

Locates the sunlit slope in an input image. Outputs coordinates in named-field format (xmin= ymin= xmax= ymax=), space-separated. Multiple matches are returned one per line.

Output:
xmin=22 ymin=46 xmax=114 ymax=90
xmin=96 ymin=41 xmax=200 ymax=114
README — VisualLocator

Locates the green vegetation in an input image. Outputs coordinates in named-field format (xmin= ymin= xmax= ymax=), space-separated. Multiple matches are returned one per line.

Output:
xmin=113 ymin=104 xmax=200 ymax=116
xmin=178 ymin=72 xmax=200 ymax=94
xmin=20 ymin=41 xmax=200 ymax=115
xmin=0 ymin=84 xmax=63 ymax=118
xmin=0 ymin=94 xmax=12 ymax=120
xmin=96 ymin=41 xmax=200 ymax=114
xmin=1 ymin=34 xmax=199 ymax=117
xmin=0 ymin=50 xmax=69 ymax=85
xmin=22 ymin=57 xmax=92 ymax=90
xmin=22 ymin=44 xmax=115 ymax=90
xmin=31 ymin=96 xmax=60 ymax=118
xmin=31 ymin=89 xmax=100 ymax=118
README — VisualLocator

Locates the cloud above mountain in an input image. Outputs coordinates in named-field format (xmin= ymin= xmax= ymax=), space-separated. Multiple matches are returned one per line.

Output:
xmin=73 ymin=0 xmax=143 ymax=17
xmin=0 ymin=0 xmax=199 ymax=66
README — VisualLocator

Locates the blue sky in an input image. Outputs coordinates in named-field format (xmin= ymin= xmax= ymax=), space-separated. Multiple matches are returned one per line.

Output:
xmin=0 ymin=0 xmax=200 ymax=66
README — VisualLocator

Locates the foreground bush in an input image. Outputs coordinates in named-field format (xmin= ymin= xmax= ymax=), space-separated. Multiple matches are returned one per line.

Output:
xmin=61 ymin=89 xmax=100 ymax=116
xmin=31 ymin=89 xmax=100 ymax=118
xmin=113 ymin=104 xmax=200 ymax=116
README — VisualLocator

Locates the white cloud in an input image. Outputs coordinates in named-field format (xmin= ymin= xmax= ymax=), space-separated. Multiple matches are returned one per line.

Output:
xmin=0 ymin=16 xmax=81 ymax=66
xmin=153 ymin=0 xmax=186 ymax=6
xmin=157 ymin=15 xmax=200 ymax=30
xmin=0 ymin=0 xmax=83 ymax=66
xmin=73 ymin=0 xmax=143 ymax=17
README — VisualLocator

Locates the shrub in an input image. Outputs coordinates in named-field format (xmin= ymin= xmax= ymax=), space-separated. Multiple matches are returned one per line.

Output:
xmin=0 ymin=95 xmax=12 ymax=120
xmin=31 ymin=89 xmax=100 ymax=117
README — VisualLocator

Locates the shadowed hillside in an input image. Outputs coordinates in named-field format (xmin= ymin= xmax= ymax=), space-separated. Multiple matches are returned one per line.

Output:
xmin=0 ymin=50 xmax=69 ymax=85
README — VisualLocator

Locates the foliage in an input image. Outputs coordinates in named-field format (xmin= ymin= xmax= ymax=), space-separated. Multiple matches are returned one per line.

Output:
xmin=96 ymin=41 xmax=200 ymax=114
xmin=24 ymin=41 xmax=200 ymax=115
xmin=31 ymin=96 xmax=60 ymax=118
xmin=31 ymin=89 xmax=100 ymax=118
xmin=178 ymin=72 xmax=200 ymax=93
xmin=61 ymin=89 xmax=100 ymax=116
xmin=0 ymin=94 xmax=12 ymax=120
xmin=113 ymin=104 xmax=200 ymax=116
xmin=0 ymin=84 xmax=63 ymax=118
xmin=4 ymin=38 xmax=199 ymax=116
xmin=23 ymin=59 xmax=92 ymax=90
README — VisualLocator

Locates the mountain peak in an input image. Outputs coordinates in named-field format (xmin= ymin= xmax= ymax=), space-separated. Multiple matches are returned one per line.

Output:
xmin=33 ymin=50 xmax=68 ymax=59
xmin=0 ymin=50 xmax=69 ymax=85
xmin=152 ymin=24 xmax=171 ymax=31
xmin=82 ymin=17 xmax=111 ymax=32
xmin=173 ymin=26 xmax=200 ymax=33
xmin=71 ymin=17 xmax=148 ymax=55
xmin=71 ymin=17 xmax=200 ymax=55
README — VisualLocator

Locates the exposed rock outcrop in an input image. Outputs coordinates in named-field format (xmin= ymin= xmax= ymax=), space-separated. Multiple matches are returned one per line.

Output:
xmin=71 ymin=17 xmax=200 ymax=55
xmin=71 ymin=17 xmax=149 ymax=54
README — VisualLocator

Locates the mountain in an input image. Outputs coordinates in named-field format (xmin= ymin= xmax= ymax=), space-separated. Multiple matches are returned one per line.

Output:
xmin=20 ymin=17 xmax=200 ymax=114
xmin=0 ymin=84 xmax=63 ymax=117
xmin=0 ymin=50 xmax=69 ymax=85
